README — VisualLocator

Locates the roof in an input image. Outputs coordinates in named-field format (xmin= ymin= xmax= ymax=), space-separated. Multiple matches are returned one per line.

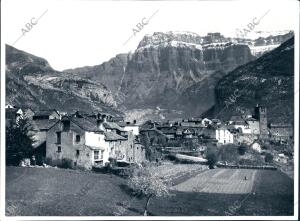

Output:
xmin=103 ymin=122 xmax=125 ymax=132
xmin=157 ymin=126 xmax=177 ymax=134
xmin=34 ymin=109 xmax=60 ymax=117
xmin=231 ymin=121 xmax=248 ymax=126
xmin=69 ymin=116 xmax=103 ymax=132
xmin=246 ymin=117 xmax=258 ymax=121
xmin=118 ymin=122 xmax=139 ymax=127
xmin=104 ymin=132 xmax=127 ymax=141
xmin=229 ymin=115 xmax=245 ymax=122
xmin=30 ymin=119 xmax=59 ymax=131
xmin=269 ymin=123 xmax=293 ymax=128
xmin=140 ymin=128 xmax=169 ymax=138
xmin=85 ymin=145 xmax=105 ymax=150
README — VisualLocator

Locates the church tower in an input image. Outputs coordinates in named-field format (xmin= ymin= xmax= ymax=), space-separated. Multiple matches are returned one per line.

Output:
xmin=254 ymin=104 xmax=268 ymax=136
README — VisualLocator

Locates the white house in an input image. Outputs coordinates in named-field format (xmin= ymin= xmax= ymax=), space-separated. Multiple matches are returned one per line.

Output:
xmin=215 ymin=127 xmax=234 ymax=144
xmin=250 ymin=141 xmax=262 ymax=153
xmin=202 ymin=118 xmax=212 ymax=127
xmin=119 ymin=121 xmax=140 ymax=136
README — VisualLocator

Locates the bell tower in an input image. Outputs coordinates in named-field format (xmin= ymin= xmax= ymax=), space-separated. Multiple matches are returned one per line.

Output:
xmin=255 ymin=104 xmax=268 ymax=136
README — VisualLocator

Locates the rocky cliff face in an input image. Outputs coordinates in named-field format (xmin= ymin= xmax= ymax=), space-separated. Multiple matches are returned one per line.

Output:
xmin=7 ymin=31 xmax=293 ymax=121
xmin=65 ymin=31 xmax=293 ymax=120
xmin=6 ymin=45 xmax=122 ymax=116
xmin=209 ymin=37 xmax=294 ymax=124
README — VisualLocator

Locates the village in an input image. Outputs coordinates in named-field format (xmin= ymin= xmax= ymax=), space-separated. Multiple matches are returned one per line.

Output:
xmin=5 ymin=103 xmax=294 ymax=172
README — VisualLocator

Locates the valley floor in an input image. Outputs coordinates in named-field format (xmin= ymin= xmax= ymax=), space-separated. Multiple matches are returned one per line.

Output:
xmin=6 ymin=166 xmax=294 ymax=216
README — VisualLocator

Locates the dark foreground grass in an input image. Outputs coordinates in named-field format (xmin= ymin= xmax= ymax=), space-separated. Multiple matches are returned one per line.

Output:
xmin=6 ymin=167 xmax=293 ymax=216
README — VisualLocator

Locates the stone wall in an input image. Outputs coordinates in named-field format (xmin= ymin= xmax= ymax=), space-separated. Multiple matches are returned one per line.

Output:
xmin=46 ymin=121 xmax=94 ymax=169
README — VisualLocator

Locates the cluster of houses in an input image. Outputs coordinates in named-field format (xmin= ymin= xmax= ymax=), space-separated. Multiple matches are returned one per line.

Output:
xmin=6 ymin=103 xmax=293 ymax=169
xmin=5 ymin=105 xmax=145 ymax=170
xmin=140 ymin=105 xmax=293 ymax=153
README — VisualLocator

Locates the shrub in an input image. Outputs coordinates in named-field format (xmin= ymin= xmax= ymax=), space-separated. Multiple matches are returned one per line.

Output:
xmin=265 ymin=153 xmax=273 ymax=163
xmin=217 ymin=144 xmax=239 ymax=163
xmin=238 ymin=144 xmax=247 ymax=155
xmin=6 ymin=119 xmax=34 ymax=166
xmin=60 ymin=158 xmax=74 ymax=169
xmin=206 ymin=147 xmax=218 ymax=169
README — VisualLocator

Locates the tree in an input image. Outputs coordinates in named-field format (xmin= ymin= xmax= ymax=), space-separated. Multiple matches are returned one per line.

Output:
xmin=265 ymin=153 xmax=273 ymax=163
xmin=238 ymin=144 xmax=247 ymax=155
xmin=140 ymin=133 xmax=156 ymax=161
xmin=6 ymin=119 xmax=34 ymax=166
xmin=128 ymin=167 xmax=170 ymax=216
xmin=207 ymin=151 xmax=218 ymax=169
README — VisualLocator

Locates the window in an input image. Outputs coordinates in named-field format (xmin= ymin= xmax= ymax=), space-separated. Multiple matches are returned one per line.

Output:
xmin=76 ymin=150 xmax=80 ymax=156
xmin=56 ymin=132 xmax=61 ymax=144
xmin=94 ymin=151 xmax=99 ymax=160
xmin=57 ymin=146 xmax=61 ymax=153
xmin=76 ymin=135 xmax=80 ymax=143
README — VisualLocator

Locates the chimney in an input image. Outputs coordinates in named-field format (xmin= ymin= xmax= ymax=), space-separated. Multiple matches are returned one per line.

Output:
xmin=102 ymin=115 xmax=107 ymax=122
xmin=97 ymin=119 xmax=104 ymax=129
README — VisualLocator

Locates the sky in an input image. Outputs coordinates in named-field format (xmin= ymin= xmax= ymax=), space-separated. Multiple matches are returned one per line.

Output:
xmin=2 ymin=0 xmax=299 ymax=71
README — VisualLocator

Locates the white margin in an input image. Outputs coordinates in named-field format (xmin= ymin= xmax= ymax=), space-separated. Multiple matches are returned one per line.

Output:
xmin=1 ymin=0 xmax=299 ymax=221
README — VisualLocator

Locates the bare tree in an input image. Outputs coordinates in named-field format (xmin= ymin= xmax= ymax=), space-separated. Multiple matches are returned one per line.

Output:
xmin=128 ymin=167 xmax=170 ymax=216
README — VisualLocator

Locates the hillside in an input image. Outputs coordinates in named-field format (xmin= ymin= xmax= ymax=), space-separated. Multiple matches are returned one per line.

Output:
xmin=208 ymin=37 xmax=294 ymax=124
xmin=6 ymin=45 xmax=123 ymax=116
xmin=6 ymin=31 xmax=293 ymax=121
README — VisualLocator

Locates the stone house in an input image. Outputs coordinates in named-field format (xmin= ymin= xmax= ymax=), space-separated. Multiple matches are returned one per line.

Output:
xmin=33 ymin=109 xmax=61 ymax=120
xmin=269 ymin=124 xmax=293 ymax=140
xmin=46 ymin=116 xmax=108 ymax=169
xmin=246 ymin=117 xmax=260 ymax=134
xmin=140 ymin=128 xmax=169 ymax=146
xmin=30 ymin=119 xmax=59 ymax=164
xmin=229 ymin=117 xmax=252 ymax=134
xmin=46 ymin=115 xmax=145 ymax=169
xmin=6 ymin=107 xmax=23 ymax=126
xmin=119 ymin=121 xmax=140 ymax=136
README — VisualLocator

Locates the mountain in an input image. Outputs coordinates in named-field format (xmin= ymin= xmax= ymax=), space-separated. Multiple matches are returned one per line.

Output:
xmin=6 ymin=31 xmax=293 ymax=122
xmin=66 ymin=31 xmax=292 ymax=120
xmin=66 ymin=32 xmax=256 ymax=118
xmin=6 ymin=45 xmax=123 ymax=116
xmin=206 ymin=37 xmax=294 ymax=124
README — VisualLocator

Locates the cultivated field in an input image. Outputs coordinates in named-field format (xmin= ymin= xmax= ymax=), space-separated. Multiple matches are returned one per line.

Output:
xmin=6 ymin=166 xmax=294 ymax=216
xmin=173 ymin=169 xmax=256 ymax=194
xmin=149 ymin=162 xmax=208 ymax=184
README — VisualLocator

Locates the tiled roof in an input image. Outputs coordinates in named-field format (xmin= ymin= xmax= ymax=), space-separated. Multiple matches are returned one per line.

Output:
xmin=70 ymin=117 xmax=103 ymax=132
xmin=34 ymin=109 xmax=59 ymax=117
xmin=104 ymin=132 xmax=127 ymax=141
xmin=246 ymin=117 xmax=258 ymax=121
xmin=118 ymin=122 xmax=138 ymax=127
xmin=140 ymin=128 xmax=169 ymax=138
xmin=229 ymin=115 xmax=244 ymax=122
xmin=30 ymin=119 xmax=59 ymax=131
xmin=232 ymin=121 xmax=248 ymax=126
xmin=103 ymin=122 xmax=125 ymax=131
